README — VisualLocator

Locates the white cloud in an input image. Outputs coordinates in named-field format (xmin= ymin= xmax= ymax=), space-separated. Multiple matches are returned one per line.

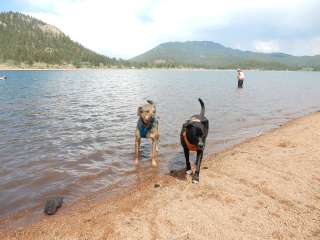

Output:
xmin=252 ymin=37 xmax=320 ymax=56
xmin=282 ymin=37 xmax=320 ymax=56
xmin=254 ymin=40 xmax=280 ymax=53
xmin=308 ymin=37 xmax=320 ymax=55
xmin=23 ymin=0 xmax=320 ymax=58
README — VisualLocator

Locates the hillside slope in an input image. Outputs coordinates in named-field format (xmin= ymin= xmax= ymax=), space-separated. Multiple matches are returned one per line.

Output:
xmin=0 ymin=12 xmax=119 ymax=68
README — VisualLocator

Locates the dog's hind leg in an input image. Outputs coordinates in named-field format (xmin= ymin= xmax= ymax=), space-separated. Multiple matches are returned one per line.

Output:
xmin=156 ymin=124 xmax=160 ymax=152
xmin=155 ymin=138 xmax=159 ymax=152
xmin=183 ymin=148 xmax=192 ymax=175
xmin=192 ymin=150 xmax=203 ymax=183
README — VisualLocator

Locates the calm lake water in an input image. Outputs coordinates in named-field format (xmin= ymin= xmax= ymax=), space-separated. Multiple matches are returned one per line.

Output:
xmin=0 ymin=69 xmax=320 ymax=221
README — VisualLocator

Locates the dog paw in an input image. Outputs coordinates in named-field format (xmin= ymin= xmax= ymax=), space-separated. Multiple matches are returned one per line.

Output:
xmin=192 ymin=175 xmax=199 ymax=184
xmin=151 ymin=160 xmax=158 ymax=167
xmin=186 ymin=169 xmax=193 ymax=175
xmin=192 ymin=179 xmax=199 ymax=184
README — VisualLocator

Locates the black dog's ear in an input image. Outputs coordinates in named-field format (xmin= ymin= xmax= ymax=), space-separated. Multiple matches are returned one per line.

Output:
xmin=137 ymin=106 xmax=142 ymax=116
xmin=183 ymin=120 xmax=191 ymax=128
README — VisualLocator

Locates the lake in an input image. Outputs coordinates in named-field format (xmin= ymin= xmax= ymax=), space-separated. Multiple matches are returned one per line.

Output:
xmin=0 ymin=69 xmax=319 ymax=222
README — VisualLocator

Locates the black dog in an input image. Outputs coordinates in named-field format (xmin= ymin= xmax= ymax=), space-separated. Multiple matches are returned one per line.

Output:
xmin=180 ymin=98 xmax=209 ymax=183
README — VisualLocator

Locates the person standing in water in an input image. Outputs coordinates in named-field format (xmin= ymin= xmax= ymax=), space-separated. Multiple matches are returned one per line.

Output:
xmin=237 ymin=68 xmax=245 ymax=88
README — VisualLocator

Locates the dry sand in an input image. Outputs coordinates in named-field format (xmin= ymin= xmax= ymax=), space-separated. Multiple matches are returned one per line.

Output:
xmin=1 ymin=112 xmax=320 ymax=240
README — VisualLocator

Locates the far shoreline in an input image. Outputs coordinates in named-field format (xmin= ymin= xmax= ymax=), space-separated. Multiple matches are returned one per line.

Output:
xmin=0 ymin=67 xmax=319 ymax=72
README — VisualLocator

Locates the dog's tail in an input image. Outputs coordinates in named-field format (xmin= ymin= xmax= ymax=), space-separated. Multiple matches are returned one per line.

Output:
xmin=199 ymin=98 xmax=205 ymax=117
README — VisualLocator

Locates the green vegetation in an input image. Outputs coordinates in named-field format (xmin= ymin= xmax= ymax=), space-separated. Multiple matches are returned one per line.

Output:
xmin=131 ymin=41 xmax=320 ymax=71
xmin=0 ymin=12 xmax=128 ymax=68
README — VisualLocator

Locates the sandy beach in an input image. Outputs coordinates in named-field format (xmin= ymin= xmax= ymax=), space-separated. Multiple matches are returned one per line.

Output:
xmin=1 ymin=112 xmax=320 ymax=239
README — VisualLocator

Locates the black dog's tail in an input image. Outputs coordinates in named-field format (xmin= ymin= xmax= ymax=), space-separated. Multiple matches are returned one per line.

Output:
xmin=199 ymin=98 xmax=205 ymax=117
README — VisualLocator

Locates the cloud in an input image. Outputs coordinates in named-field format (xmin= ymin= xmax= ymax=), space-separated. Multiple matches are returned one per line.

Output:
xmin=252 ymin=37 xmax=320 ymax=56
xmin=25 ymin=0 xmax=162 ymax=58
xmin=308 ymin=37 xmax=320 ymax=55
xmin=283 ymin=37 xmax=320 ymax=56
xmin=21 ymin=0 xmax=320 ymax=58
xmin=254 ymin=40 xmax=280 ymax=53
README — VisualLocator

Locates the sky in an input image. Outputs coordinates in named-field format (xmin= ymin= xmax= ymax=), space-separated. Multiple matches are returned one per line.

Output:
xmin=1 ymin=0 xmax=319 ymax=59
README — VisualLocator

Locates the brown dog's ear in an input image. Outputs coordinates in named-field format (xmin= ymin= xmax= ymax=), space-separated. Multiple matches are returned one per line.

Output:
xmin=147 ymin=100 xmax=156 ymax=115
xmin=137 ymin=106 xmax=142 ymax=116
xmin=146 ymin=100 xmax=154 ymax=105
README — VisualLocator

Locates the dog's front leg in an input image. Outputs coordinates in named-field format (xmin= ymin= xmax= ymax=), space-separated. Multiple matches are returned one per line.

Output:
xmin=192 ymin=150 xmax=203 ymax=183
xmin=134 ymin=130 xmax=141 ymax=164
xmin=151 ymin=138 xmax=158 ymax=167
xmin=183 ymin=148 xmax=192 ymax=175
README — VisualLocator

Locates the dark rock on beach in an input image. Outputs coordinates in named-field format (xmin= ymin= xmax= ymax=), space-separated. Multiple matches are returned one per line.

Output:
xmin=44 ymin=197 xmax=63 ymax=215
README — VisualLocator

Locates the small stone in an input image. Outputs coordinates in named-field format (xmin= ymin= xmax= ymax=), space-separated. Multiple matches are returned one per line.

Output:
xmin=44 ymin=197 xmax=63 ymax=215
xmin=154 ymin=183 xmax=160 ymax=188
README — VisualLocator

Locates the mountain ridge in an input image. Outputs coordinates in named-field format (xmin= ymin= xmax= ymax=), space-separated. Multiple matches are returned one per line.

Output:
xmin=131 ymin=41 xmax=320 ymax=70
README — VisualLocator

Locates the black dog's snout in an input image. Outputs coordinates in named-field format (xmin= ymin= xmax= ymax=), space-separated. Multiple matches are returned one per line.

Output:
xmin=198 ymin=141 xmax=204 ymax=149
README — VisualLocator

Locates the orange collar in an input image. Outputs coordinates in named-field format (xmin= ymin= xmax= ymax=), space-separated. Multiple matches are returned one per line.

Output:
xmin=183 ymin=130 xmax=198 ymax=152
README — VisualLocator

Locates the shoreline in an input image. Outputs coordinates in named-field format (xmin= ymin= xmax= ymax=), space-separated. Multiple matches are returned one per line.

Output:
xmin=1 ymin=112 xmax=320 ymax=239
xmin=1 ymin=67 xmax=319 ymax=72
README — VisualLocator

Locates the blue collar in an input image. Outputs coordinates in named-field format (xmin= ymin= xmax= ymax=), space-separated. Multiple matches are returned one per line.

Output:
xmin=137 ymin=118 xmax=158 ymax=138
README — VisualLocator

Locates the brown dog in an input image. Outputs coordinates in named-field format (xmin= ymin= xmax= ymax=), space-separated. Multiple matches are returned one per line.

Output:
xmin=135 ymin=100 xmax=159 ymax=166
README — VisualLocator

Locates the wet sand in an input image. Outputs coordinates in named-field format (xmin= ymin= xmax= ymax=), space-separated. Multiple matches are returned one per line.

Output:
xmin=1 ymin=112 xmax=320 ymax=239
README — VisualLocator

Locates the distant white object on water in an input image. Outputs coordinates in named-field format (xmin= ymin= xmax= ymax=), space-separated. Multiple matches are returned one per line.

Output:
xmin=0 ymin=76 xmax=7 ymax=80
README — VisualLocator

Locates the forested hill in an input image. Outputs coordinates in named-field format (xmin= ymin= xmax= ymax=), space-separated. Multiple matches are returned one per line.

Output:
xmin=0 ymin=12 xmax=122 ymax=68
xmin=131 ymin=41 xmax=320 ymax=70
